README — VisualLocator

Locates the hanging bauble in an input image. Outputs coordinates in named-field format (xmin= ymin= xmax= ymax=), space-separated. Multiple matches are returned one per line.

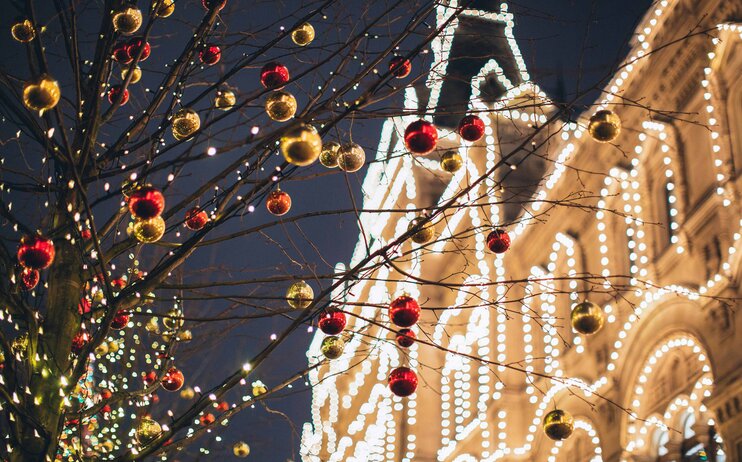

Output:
xmin=458 ymin=114 xmax=485 ymax=142
xmin=202 ymin=0 xmax=227 ymax=10
xmin=389 ymin=56 xmax=411 ymax=78
xmin=404 ymin=120 xmax=438 ymax=155
xmin=396 ymin=328 xmax=416 ymax=348
xmin=78 ymin=297 xmax=92 ymax=315
xmin=107 ymin=340 xmax=120 ymax=353
xmin=145 ymin=317 xmax=160 ymax=334
xmin=543 ymin=409 xmax=574 ymax=441
xmin=199 ymin=413 xmax=216 ymax=425
xmin=388 ymin=367 xmax=417 ymax=397
xmin=107 ymin=85 xmax=129 ymax=106
xmin=440 ymin=150 xmax=463 ymax=173
xmin=389 ymin=295 xmax=420 ymax=328
xmin=121 ymin=66 xmax=142 ymax=84
xmin=112 ymin=7 xmax=143 ymax=35
xmin=185 ymin=207 xmax=209 ymax=230
xmin=143 ymin=371 xmax=157 ymax=386
xmin=128 ymin=186 xmax=165 ymax=219
xmin=588 ymin=109 xmax=621 ymax=143
xmin=95 ymin=342 xmax=109 ymax=357
xmin=20 ymin=268 xmax=40 ymax=290
xmin=11 ymin=333 xmax=29 ymax=358
xmin=337 ymin=143 xmax=366 ymax=173
xmin=154 ymin=0 xmax=175 ymax=17
xmin=407 ymin=217 xmax=434 ymax=244
xmin=132 ymin=216 xmax=166 ymax=243
xmin=199 ymin=44 xmax=221 ymax=65
xmin=570 ymin=300 xmax=605 ymax=335
xmin=214 ymin=89 xmax=236 ymax=110
xmin=162 ymin=308 xmax=184 ymax=331
xmin=111 ymin=311 xmax=130 ymax=330
xmin=319 ymin=141 xmax=341 ymax=168
xmin=280 ymin=124 xmax=322 ymax=166
xmin=260 ymin=62 xmax=290 ymax=90
xmin=266 ymin=190 xmax=292 ymax=216
xmin=321 ymin=336 xmax=345 ymax=360
xmin=286 ymin=280 xmax=313 ymax=309
xmin=71 ymin=331 xmax=90 ymax=355
xmin=291 ymin=22 xmax=315 ymax=46
xmin=486 ymin=228 xmax=510 ymax=254
xmin=318 ymin=310 xmax=346 ymax=335
xmin=233 ymin=442 xmax=251 ymax=458
xmin=180 ymin=387 xmax=195 ymax=399
xmin=176 ymin=330 xmax=193 ymax=342
xmin=265 ymin=91 xmax=297 ymax=122
xmin=113 ymin=42 xmax=132 ymax=63
xmin=135 ymin=418 xmax=162 ymax=446
xmin=171 ymin=108 xmax=201 ymax=140
xmin=11 ymin=19 xmax=36 ymax=43
xmin=23 ymin=75 xmax=61 ymax=112
xmin=17 ymin=235 xmax=55 ymax=270
xmin=161 ymin=367 xmax=185 ymax=391
xmin=126 ymin=37 xmax=151 ymax=61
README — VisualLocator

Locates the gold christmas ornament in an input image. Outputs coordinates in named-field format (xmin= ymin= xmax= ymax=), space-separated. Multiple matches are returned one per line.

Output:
xmin=265 ymin=91 xmax=297 ymax=122
xmin=291 ymin=23 xmax=315 ymax=46
xmin=132 ymin=216 xmax=166 ymax=243
xmin=337 ymin=143 xmax=366 ymax=173
xmin=11 ymin=333 xmax=29 ymax=358
xmin=440 ymin=150 xmax=463 ymax=173
xmin=135 ymin=418 xmax=162 ymax=446
xmin=180 ymin=387 xmax=195 ymax=399
xmin=321 ymin=335 xmax=345 ymax=360
xmin=107 ymin=340 xmax=120 ymax=353
xmin=95 ymin=342 xmax=109 ymax=357
xmin=121 ymin=66 xmax=142 ymax=84
xmin=280 ymin=124 xmax=322 ymax=166
xmin=214 ymin=89 xmax=236 ymax=111
xmin=145 ymin=317 xmax=160 ymax=334
xmin=233 ymin=441 xmax=251 ymax=457
xmin=162 ymin=308 xmax=184 ymax=331
xmin=252 ymin=381 xmax=267 ymax=396
xmin=543 ymin=409 xmax=574 ymax=441
xmin=588 ymin=109 xmax=621 ymax=143
xmin=23 ymin=75 xmax=61 ymax=113
xmin=286 ymin=280 xmax=314 ymax=309
xmin=570 ymin=300 xmax=605 ymax=335
xmin=176 ymin=330 xmax=193 ymax=342
xmin=171 ymin=108 xmax=201 ymax=140
xmin=11 ymin=19 xmax=36 ymax=43
xmin=319 ymin=141 xmax=341 ymax=168
xmin=407 ymin=217 xmax=434 ymax=244
xmin=112 ymin=7 xmax=143 ymax=35
xmin=154 ymin=0 xmax=175 ymax=17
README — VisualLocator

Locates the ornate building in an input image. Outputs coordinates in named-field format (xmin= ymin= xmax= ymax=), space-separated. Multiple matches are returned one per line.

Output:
xmin=302 ymin=0 xmax=742 ymax=461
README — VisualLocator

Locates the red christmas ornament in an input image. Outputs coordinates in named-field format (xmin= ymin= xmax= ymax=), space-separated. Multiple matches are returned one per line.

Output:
xmin=101 ymin=389 xmax=113 ymax=400
xmin=404 ymin=120 xmax=438 ymax=155
xmin=318 ymin=310 xmax=346 ymax=335
xmin=102 ymin=404 xmax=112 ymax=414
xmin=111 ymin=278 xmax=127 ymax=290
xmin=113 ymin=42 xmax=132 ymax=63
xmin=389 ymin=295 xmax=420 ymax=328
xmin=81 ymin=229 xmax=92 ymax=240
xmin=388 ymin=367 xmax=418 ymax=397
xmin=71 ymin=331 xmax=90 ymax=355
xmin=458 ymin=115 xmax=485 ymax=142
xmin=161 ymin=367 xmax=185 ymax=392
xmin=216 ymin=401 xmax=229 ymax=412
xmin=202 ymin=0 xmax=227 ymax=10
xmin=486 ymin=228 xmax=510 ymax=254
xmin=199 ymin=45 xmax=221 ymax=65
xmin=266 ymin=190 xmax=291 ymax=216
xmin=78 ymin=297 xmax=92 ymax=315
xmin=185 ymin=207 xmax=209 ymax=230
xmin=199 ymin=413 xmax=216 ymax=425
xmin=126 ymin=37 xmax=151 ymax=61
xmin=389 ymin=56 xmax=411 ymax=78
xmin=143 ymin=371 xmax=157 ymax=386
xmin=17 ymin=235 xmax=55 ymax=270
xmin=396 ymin=328 xmax=416 ymax=348
xmin=111 ymin=311 xmax=130 ymax=330
xmin=108 ymin=85 xmax=129 ymax=105
xmin=128 ymin=186 xmax=165 ymax=219
xmin=260 ymin=62 xmax=290 ymax=89
xmin=20 ymin=268 xmax=40 ymax=290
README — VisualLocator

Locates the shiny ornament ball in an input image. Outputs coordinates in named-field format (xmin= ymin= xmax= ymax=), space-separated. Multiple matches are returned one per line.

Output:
xmin=95 ymin=342 xmax=109 ymax=357
xmin=132 ymin=216 xmax=166 ymax=243
xmin=440 ymin=150 xmax=463 ymax=173
xmin=199 ymin=413 xmax=216 ymax=425
xmin=286 ymin=280 xmax=314 ymax=309
xmin=154 ymin=0 xmax=175 ymax=17
xmin=176 ymin=330 xmax=193 ymax=342
xmin=570 ymin=300 xmax=605 ymax=335
xmin=120 ymin=66 xmax=142 ymax=84
xmin=113 ymin=42 xmax=132 ymax=63
xmin=11 ymin=333 xmax=29 ymax=358
xmin=11 ymin=19 xmax=36 ymax=43
xmin=404 ymin=120 xmax=438 ymax=155
xmin=233 ymin=442 xmax=251 ymax=457
xmin=180 ymin=387 xmax=195 ymax=399
xmin=162 ymin=308 xmax=184 ymax=331
xmin=458 ymin=114 xmax=485 ymax=142
xmin=337 ymin=143 xmax=366 ymax=173
xmin=23 ymin=75 xmax=61 ymax=112
xmin=214 ymin=89 xmax=236 ymax=110
xmin=202 ymin=0 xmax=227 ymax=10
xmin=107 ymin=85 xmax=129 ymax=106
xmin=161 ymin=367 xmax=185 ymax=392
xmin=389 ymin=295 xmax=420 ymax=328
xmin=319 ymin=141 xmax=341 ymax=168
xmin=543 ymin=409 xmax=574 ymax=441
xmin=112 ymin=7 xmax=143 ymax=35
xmin=260 ymin=62 xmax=290 ymax=89
xmin=291 ymin=22 xmax=315 ymax=46
xmin=199 ymin=44 xmax=221 ymax=65
xmin=71 ymin=331 xmax=90 ymax=355
xmin=407 ymin=217 xmax=434 ymax=244
xmin=171 ymin=108 xmax=201 ymax=140
xmin=388 ymin=367 xmax=418 ymax=397
xmin=128 ymin=186 xmax=165 ymax=219
xmin=17 ymin=235 xmax=55 ymax=270
xmin=588 ymin=109 xmax=621 ymax=143
xmin=252 ymin=382 xmax=267 ymax=396
xmin=266 ymin=190 xmax=292 ymax=216
xmin=185 ymin=207 xmax=209 ymax=230
xmin=396 ymin=328 xmax=416 ymax=348
xmin=389 ymin=56 xmax=411 ymax=78
xmin=126 ymin=37 xmax=151 ymax=61
xmin=265 ymin=91 xmax=297 ymax=122
xmin=111 ymin=311 xmax=130 ymax=330
xmin=321 ymin=336 xmax=345 ymax=360
xmin=135 ymin=418 xmax=162 ymax=446
xmin=486 ymin=228 xmax=510 ymax=254
xmin=280 ymin=124 xmax=322 ymax=166
xmin=318 ymin=310 xmax=346 ymax=335
xmin=20 ymin=268 xmax=40 ymax=290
